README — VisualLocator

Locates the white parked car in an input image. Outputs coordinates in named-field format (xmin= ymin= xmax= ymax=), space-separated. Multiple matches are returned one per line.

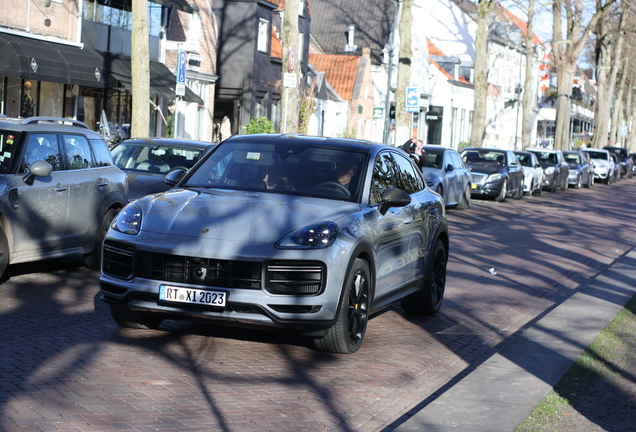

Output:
xmin=514 ymin=151 xmax=544 ymax=196
xmin=581 ymin=148 xmax=614 ymax=184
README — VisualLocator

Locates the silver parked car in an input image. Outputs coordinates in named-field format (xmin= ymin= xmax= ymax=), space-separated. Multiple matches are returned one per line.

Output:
xmin=421 ymin=146 xmax=471 ymax=209
xmin=0 ymin=116 xmax=127 ymax=280
xmin=563 ymin=151 xmax=593 ymax=189
xmin=581 ymin=148 xmax=614 ymax=184
xmin=100 ymin=134 xmax=449 ymax=354
xmin=514 ymin=151 xmax=544 ymax=195
xmin=111 ymin=138 xmax=216 ymax=200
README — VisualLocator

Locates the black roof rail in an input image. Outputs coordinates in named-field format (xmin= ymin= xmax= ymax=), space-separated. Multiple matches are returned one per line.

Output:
xmin=20 ymin=117 xmax=90 ymax=129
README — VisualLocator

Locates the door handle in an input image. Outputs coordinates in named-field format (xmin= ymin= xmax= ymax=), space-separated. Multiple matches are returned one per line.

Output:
xmin=55 ymin=184 xmax=68 ymax=192
xmin=97 ymin=178 xmax=109 ymax=187
xmin=9 ymin=188 xmax=18 ymax=209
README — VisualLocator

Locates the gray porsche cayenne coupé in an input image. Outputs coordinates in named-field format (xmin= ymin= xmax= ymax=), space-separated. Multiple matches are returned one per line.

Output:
xmin=100 ymin=134 xmax=449 ymax=353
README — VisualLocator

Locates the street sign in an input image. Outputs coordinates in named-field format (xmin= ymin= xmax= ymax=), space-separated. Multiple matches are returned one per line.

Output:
xmin=176 ymin=50 xmax=187 ymax=96
xmin=373 ymin=107 xmax=384 ymax=120
xmin=620 ymin=125 xmax=628 ymax=137
xmin=406 ymin=86 xmax=419 ymax=113
xmin=283 ymin=73 xmax=297 ymax=88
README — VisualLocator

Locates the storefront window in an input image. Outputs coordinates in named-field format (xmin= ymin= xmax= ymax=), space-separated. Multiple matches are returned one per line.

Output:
xmin=39 ymin=82 xmax=64 ymax=117
xmin=5 ymin=78 xmax=21 ymax=118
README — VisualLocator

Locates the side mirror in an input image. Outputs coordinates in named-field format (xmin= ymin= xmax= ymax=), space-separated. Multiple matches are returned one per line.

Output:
xmin=165 ymin=169 xmax=187 ymax=187
xmin=23 ymin=160 xmax=52 ymax=185
xmin=379 ymin=187 xmax=411 ymax=216
xmin=445 ymin=164 xmax=454 ymax=172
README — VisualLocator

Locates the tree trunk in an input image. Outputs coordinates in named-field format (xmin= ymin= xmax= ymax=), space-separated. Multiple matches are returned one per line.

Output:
xmin=609 ymin=57 xmax=628 ymax=147
xmin=131 ymin=0 xmax=150 ymax=138
xmin=469 ymin=0 xmax=495 ymax=148
xmin=280 ymin=0 xmax=301 ymax=134
xmin=521 ymin=0 xmax=537 ymax=149
xmin=394 ymin=0 xmax=413 ymax=145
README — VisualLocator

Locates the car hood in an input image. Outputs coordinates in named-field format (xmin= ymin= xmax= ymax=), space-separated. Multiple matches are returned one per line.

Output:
xmin=136 ymin=188 xmax=360 ymax=243
xmin=465 ymin=163 xmax=504 ymax=175
xmin=124 ymin=171 xmax=170 ymax=201
xmin=590 ymin=158 xmax=612 ymax=168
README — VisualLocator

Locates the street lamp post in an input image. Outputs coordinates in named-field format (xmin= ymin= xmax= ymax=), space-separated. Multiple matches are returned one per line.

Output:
xmin=383 ymin=0 xmax=402 ymax=145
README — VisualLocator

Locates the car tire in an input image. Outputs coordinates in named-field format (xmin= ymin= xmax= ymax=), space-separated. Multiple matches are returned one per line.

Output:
xmin=401 ymin=239 xmax=447 ymax=315
xmin=533 ymin=180 xmax=542 ymax=195
xmin=456 ymin=184 xmax=470 ymax=209
xmin=495 ymin=180 xmax=507 ymax=202
xmin=574 ymin=175 xmax=582 ymax=189
xmin=314 ymin=258 xmax=370 ymax=354
xmin=550 ymin=178 xmax=558 ymax=193
xmin=0 ymin=226 xmax=9 ymax=281
xmin=109 ymin=304 xmax=163 ymax=329
xmin=513 ymin=179 xmax=524 ymax=200
xmin=84 ymin=208 xmax=118 ymax=270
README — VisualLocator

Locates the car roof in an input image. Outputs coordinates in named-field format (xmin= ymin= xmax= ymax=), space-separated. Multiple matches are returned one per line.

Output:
xmin=423 ymin=145 xmax=452 ymax=153
xmin=221 ymin=133 xmax=386 ymax=152
xmin=118 ymin=138 xmax=215 ymax=150
xmin=461 ymin=147 xmax=506 ymax=152
xmin=0 ymin=116 xmax=104 ymax=139
xmin=525 ymin=147 xmax=561 ymax=153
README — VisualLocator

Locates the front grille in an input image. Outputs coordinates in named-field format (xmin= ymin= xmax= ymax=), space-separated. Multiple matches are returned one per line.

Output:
xmin=265 ymin=262 xmax=325 ymax=295
xmin=471 ymin=173 xmax=487 ymax=184
xmin=137 ymin=252 xmax=262 ymax=289
xmin=102 ymin=240 xmax=261 ymax=290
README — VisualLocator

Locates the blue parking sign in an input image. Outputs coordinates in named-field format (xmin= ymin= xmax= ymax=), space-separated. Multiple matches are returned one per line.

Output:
xmin=406 ymin=86 xmax=419 ymax=113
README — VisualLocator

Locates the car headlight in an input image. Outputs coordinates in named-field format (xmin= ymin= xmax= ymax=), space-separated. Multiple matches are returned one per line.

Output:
xmin=544 ymin=166 xmax=555 ymax=175
xmin=487 ymin=173 xmax=503 ymax=182
xmin=276 ymin=221 xmax=338 ymax=249
xmin=112 ymin=203 xmax=142 ymax=235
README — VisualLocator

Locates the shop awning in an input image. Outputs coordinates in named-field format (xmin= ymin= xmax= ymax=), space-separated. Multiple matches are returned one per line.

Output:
xmin=101 ymin=53 xmax=204 ymax=105
xmin=0 ymin=33 xmax=108 ymax=88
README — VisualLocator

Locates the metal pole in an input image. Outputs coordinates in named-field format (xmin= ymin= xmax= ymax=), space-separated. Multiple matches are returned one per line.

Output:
xmin=383 ymin=0 xmax=401 ymax=145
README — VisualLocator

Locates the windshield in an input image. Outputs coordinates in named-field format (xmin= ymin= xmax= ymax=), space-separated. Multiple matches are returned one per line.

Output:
xmin=529 ymin=151 xmax=558 ymax=164
xmin=184 ymin=141 xmax=368 ymax=202
xmin=585 ymin=151 xmax=609 ymax=160
xmin=112 ymin=143 xmax=205 ymax=173
xmin=564 ymin=154 xmax=580 ymax=164
xmin=0 ymin=130 xmax=21 ymax=174
xmin=516 ymin=153 xmax=534 ymax=167
xmin=462 ymin=150 xmax=506 ymax=165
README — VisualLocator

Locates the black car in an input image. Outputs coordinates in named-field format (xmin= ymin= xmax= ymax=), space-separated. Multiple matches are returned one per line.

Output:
xmin=563 ymin=151 xmax=593 ymax=189
xmin=525 ymin=147 xmax=570 ymax=192
xmin=111 ymin=138 xmax=216 ymax=200
xmin=609 ymin=153 xmax=621 ymax=183
xmin=460 ymin=147 xmax=524 ymax=202
xmin=603 ymin=146 xmax=633 ymax=179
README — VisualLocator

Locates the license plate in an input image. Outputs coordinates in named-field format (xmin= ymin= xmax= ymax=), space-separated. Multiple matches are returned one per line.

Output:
xmin=159 ymin=285 xmax=227 ymax=307
xmin=471 ymin=183 xmax=477 ymax=190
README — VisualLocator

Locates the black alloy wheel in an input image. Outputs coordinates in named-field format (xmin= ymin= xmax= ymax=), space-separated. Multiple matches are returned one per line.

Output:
xmin=401 ymin=238 xmax=447 ymax=315
xmin=315 ymin=258 xmax=370 ymax=354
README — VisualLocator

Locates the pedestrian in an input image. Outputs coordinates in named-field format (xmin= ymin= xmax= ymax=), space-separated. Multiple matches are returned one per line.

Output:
xmin=21 ymin=81 xmax=34 ymax=118
xmin=401 ymin=138 xmax=427 ymax=168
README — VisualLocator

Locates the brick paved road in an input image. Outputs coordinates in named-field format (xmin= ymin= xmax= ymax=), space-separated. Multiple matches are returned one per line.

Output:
xmin=1 ymin=180 xmax=635 ymax=432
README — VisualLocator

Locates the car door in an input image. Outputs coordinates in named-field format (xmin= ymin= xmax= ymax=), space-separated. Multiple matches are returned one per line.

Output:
xmin=449 ymin=151 xmax=469 ymax=204
xmin=7 ymin=133 xmax=69 ymax=258
xmin=441 ymin=151 xmax=460 ymax=205
xmin=62 ymin=133 xmax=103 ymax=243
xmin=369 ymin=151 xmax=416 ymax=296
xmin=506 ymin=151 xmax=523 ymax=190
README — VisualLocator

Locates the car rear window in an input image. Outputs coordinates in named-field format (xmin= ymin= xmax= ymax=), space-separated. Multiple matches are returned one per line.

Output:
xmin=0 ymin=130 xmax=21 ymax=174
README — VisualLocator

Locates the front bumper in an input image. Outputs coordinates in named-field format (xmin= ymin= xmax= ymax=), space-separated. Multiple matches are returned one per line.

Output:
xmin=470 ymin=175 xmax=504 ymax=197
xmin=99 ymin=236 xmax=347 ymax=336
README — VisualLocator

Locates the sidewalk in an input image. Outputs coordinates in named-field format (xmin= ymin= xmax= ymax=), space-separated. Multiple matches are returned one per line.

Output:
xmin=389 ymin=248 xmax=636 ymax=432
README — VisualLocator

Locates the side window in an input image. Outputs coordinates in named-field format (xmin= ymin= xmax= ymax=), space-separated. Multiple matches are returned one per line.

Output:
xmin=393 ymin=151 xmax=424 ymax=194
xmin=370 ymin=152 xmax=399 ymax=205
xmin=63 ymin=135 xmax=93 ymax=170
xmin=91 ymin=139 xmax=114 ymax=167
xmin=23 ymin=133 xmax=62 ymax=172
xmin=450 ymin=152 xmax=462 ymax=168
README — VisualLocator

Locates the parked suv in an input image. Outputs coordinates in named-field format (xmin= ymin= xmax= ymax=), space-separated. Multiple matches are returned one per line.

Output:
xmin=525 ymin=147 xmax=569 ymax=192
xmin=603 ymin=146 xmax=633 ymax=179
xmin=0 ymin=116 xmax=127 ymax=280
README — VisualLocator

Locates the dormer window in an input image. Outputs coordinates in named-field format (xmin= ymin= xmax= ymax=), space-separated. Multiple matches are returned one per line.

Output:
xmin=257 ymin=19 xmax=269 ymax=53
